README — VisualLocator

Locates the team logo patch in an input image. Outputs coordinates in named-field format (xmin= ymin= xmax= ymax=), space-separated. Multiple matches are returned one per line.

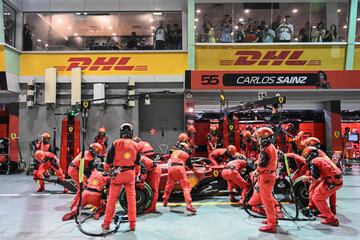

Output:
xmin=213 ymin=170 xmax=219 ymax=177
xmin=91 ymin=179 xmax=99 ymax=185
xmin=123 ymin=152 xmax=132 ymax=159
xmin=187 ymin=175 xmax=199 ymax=188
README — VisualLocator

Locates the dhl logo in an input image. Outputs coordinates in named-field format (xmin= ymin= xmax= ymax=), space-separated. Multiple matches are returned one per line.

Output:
xmin=54 ymin=57 xmax=148 ymax=72
xmin=219 ymin=50 xmax=321 ymax=66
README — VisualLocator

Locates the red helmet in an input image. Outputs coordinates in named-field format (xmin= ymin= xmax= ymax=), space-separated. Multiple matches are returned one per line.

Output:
xmin=98 ymin=127 xmax=106 ymax=134
xmin=245 ymin=124 xmax=253 ymax=132
xmin=34 ymin=150 xmax=46 ymax=161
xmin=187 ymin=125 xmax=196 ymax=134
xmin=243 ymin=130 xmax=252 ymax=139
xmin=301 ymin=146 xmax=319 ymax=161
xmin=90 ymin=143 xmax=103 ymax=155
xmin=302 ymin=137 xmax=321 ymax=148
xmin=178 ymin=133 xmax=189 ymax=143
xmin=255 ymin=127 xmax=274 ymax=146
xmin=226 ymin=145 xmax=237 ymax=156
xmin=179 ymin=142 xmax=190 ymax=153
xmin=234 ymin=152 xmax=246 ymax=160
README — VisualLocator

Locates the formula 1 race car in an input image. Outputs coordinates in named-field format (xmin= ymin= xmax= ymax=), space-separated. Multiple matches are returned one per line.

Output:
xmin=118 ymin=156 xmax=310 ymax=214
xmin=119 ymin=157 xmax=227 ymax=213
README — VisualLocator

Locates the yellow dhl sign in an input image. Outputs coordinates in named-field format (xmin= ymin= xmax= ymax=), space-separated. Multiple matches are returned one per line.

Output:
xmin=196 ymin=45 xmax=346 ymax=70
xmin=20 ymin=52 xmax=188 ymax=76
xmin=0 ymin=45 xmax=5 ymax=71
xmin=354 ymin=45 xmax=360 ymax=70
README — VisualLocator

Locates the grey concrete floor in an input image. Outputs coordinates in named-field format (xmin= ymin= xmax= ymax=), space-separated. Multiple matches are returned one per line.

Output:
xmin=0 ymin=169 xmax=360 ymax=240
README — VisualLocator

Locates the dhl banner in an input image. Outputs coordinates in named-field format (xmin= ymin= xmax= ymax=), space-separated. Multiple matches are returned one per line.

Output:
xmin=20 ymin=52 xmax=188 ymax=76
xmin=354 ymin=45 xmax=360 ymax=70
xmin=186 ymin=70 xmax=360 ymax=90
xmin=195 ymin=45 xmax=346 ymax=70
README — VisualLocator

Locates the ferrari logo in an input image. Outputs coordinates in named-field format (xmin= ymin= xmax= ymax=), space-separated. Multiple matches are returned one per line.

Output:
xmin=123 ymin=152 xmax=131 ymax=159
xmin=68 ymin=126 xmax=74 ymax=133
xmin=213 ymin=170 xmax=219 ymax=177
xmin=229 ymin=125 xmax=234 ymax=131
xmin=91 ymin=179 xmax=99 ymax=185
xmin=10 ymin=133 xmax=17 ymax=140
xmin=278 ymin=96 xmax=285 ymax=104
xmin=334 ymin=131 xmax=340 ymax=138
xmin=82 ymin=101 xmax=90 ymax=109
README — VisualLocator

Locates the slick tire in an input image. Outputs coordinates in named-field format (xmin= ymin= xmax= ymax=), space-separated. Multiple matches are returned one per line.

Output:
xmin=119 ymin=182 xmax=153 ymax=214
xmin=293 ymin=176 xmax=310 ymax=209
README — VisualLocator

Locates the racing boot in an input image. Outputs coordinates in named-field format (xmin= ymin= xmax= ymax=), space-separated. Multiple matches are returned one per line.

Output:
xmin=186 ymin=204 xmax=197 ymax=213
xmin=262 ymin=219 xmax=278 ymax=225
xmin=94 ymin=208 xmax=105 ymax=220
xmin=63 ymin=188 xmax=69 ymax=194
xmin=144 ymin=207 xmax=156 ymax=214
xmin=101 ymin=222 xmax=110 ymax=231
xmin=129 ymin=221 xmax=136 ymax=231
xmin=239 ymin=199 xmax=244 ymax=207
xmin=317 ymin=214 xmax=327 ymax=219
xmin=259 ymin=224 xmax=277 ymax=233
xmin=330 ymin=205 xmax=337 ymax=215
xmin=275 ymin=205 xmax=285 ymax=219
xmin=163 ymin=198 xmax=168 ymax=207
xmin=62 ymin=210 xmax=76 ymax=221
xmin=252 ymin=206 xmax=266 ymax=216
xmin=37 ymin=181 xmax=45 ymax=192
xmin=321 ymin=216 xmax=339 ymax=227
xmin=229 ymin=195 xmax=238 ymax=202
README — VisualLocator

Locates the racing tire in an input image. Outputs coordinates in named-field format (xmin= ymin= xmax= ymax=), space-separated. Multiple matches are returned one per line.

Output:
xmin=119 ymin=182 xmax=153 ymax=214
xmin=292 ymin=176 xmax=310 ymax=209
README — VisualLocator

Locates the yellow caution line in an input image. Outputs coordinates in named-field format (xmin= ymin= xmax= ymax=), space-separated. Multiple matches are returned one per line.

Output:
xmin=156 ymin=202 xmax=235 ymax=207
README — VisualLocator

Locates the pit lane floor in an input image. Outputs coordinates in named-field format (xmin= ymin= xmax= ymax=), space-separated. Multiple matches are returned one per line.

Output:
xmin=0 ymin=169 xmax=360 ymax=240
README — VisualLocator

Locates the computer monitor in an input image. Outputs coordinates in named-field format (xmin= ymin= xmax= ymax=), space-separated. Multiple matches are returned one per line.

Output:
xmin=348 ymin=133 xmax=359 ymax=142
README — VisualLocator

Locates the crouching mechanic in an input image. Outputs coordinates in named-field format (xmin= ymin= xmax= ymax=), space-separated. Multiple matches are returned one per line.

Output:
xmin=208 ymin=145 xmax=237 ymax=166
xmin=102 ymin=123 xmax=140 ymax=232
xmin=67 ymin=143 xmax=104 ymax=209
xmin=302 ymin=147 xmax=343 ymax=226
xmin=62 ymin=168 xmax=110 ymax=221
xmin=162 ymin=143 xmax=198 ymax=213
xmin=221 ymin=154 xmax=252 ymax=206
xmin=33 ymin=150 xmax=67 ymax=192
xmin=138 ymin=155 xmax=161 ymax=213
xmin=282 ymin=152 xmax=308 ymax=181
xmin=252 ymin=127 xmax=278 ymax=233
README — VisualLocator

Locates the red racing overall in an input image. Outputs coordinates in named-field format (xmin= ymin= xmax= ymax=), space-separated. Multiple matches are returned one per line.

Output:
xmin=62 ymin=169 xmax=110 ymax=221
xmin=103 ymin=139 xmax=140 ymax=230
xmin=207 ymin=132 xmax=219 ymax=155
xmin=310 ymin=157 xmax=343 ymax=225
xmin=256 ymin=143 xmax=278 ymax=229
xmin=162 ymin=150 xmax=195 ymax=210
xmin=285 ymin=153 xmax=308 ymax=181
xmin=139 ymin=156 xmax=161 ymax=213
xmin=221 ymin=159 xmax=251 ymax=205
xmin=34 ymin=152 xmax=66 ymax=192
xmin=208 ymin=148 xmax=229 ymax=166
xmin=137 ymin=140 xmax=155 ymax=158
xmin=68 ymin=151 xmax=96 ymax=208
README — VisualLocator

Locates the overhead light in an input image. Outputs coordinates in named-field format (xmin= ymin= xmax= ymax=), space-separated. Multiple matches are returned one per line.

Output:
xmin=294 ymin=38 xmax=299 ymax=41
xmin=67 ymin=26 xmax=72 ymax=30
xmin=108 ymin=26 xmax=113 ymax=30
xmin=194 ymin=26 xmax=197 ymax=29
xmin=112 ymin=33 xmax=116 ymax=36
xmin=45 ymin=44 xmax=49 ymax=47
xmin=234 ymin=25 xmax=239 ymax=30
xmin=153 ymin=12 xmax=162 ymax=16
xmin=149 ymin=19 xmax=154 ymax=23
xmin=357 ymin=18 xmax=360 ymax=21
xmin=83 ymin=12 xmax=87 ymax=15
xmin=230 ymin=32 xmax=234 ymax=36
xmin=150 ymin=26 xmax=155 ymax=30
xmin=3 ymin=12 xmax=10 ymax=16
xmin=37 ymin=39 xmax=42 ymax=42
xmin=239 ymin=18 xmax=244 ymax=22
xmin=144 ymin=94 xmax=151 ymax=105
xmin=292 ymin=9 xmax=298 ymax=13
xmin=196 ymin=9 xmax=201 ymax=14
xmin=57 ymin=18 xmax=62 ymax=23
xmin=195 ymin=18 xmax=199 ymax=22
xmin=312 ymin=25 xmax=316 ymax=29
xmin=74 ymin=33 xmax=78 ymax=36
xmin=343 ymin=25 xmax=348 ymax=29
xmin=188 ymin=107 xmax=194 ymax=113
xmin=75 ymin=13 xmax=81 ymax=15
xmin=244 ymin=9 xmax=250 ymax=13
xmin=337 ymin=9 xmax=341 ymax=13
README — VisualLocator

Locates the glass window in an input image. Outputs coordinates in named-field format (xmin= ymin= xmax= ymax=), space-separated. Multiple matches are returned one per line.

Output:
xmin=195 ymin=1 xmax=349 ymax=43
xmin=356 ymin=1 xmax=360 ymax=42
xmin=3 ymin=2 xmax=16 ymax=46
xmin=23 ymin=12 xmax=182 ymax=51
